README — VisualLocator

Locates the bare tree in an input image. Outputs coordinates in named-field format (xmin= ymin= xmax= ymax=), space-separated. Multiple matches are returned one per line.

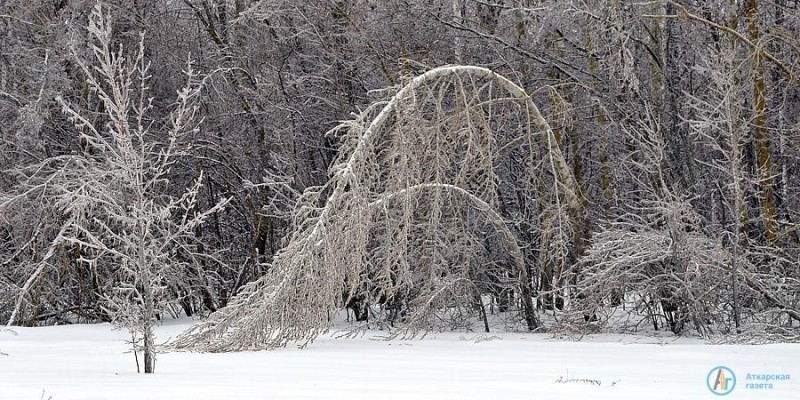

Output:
xmin=2 ymin=3 xmax=227 ymax=372
xmin=170 ymin=65 xmax=579 ymax=352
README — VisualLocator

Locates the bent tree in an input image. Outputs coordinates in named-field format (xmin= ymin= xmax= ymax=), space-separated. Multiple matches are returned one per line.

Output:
xmin=173 ymin=66 xmax=580 ymax=352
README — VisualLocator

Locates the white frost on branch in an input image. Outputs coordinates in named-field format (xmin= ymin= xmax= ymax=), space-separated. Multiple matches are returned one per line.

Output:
xmin=2 ymin=3 xmax=228 ymax=371
xmin=171 ymin=65 xmax=579 ymax=352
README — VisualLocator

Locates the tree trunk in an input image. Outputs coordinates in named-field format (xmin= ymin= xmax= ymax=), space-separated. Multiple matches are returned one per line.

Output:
xmin=143 ymin=282 xmax=155 ymax=374
xmin=745 ymin=0 xmax=777 ymax=243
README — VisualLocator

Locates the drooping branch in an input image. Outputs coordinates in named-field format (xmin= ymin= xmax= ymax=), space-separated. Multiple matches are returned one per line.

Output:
xmin=170 ymin=65 xmax=577 ymax=352
xmin=369 ymin=182 xmax=537 ymax=329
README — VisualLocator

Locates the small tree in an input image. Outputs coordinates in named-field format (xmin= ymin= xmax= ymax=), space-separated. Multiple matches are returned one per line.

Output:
xmin=4 ymin=3 xmax=226 ymax=372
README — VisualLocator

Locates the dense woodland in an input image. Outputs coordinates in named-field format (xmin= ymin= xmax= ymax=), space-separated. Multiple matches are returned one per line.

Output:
xmin=2 ymin=0 xmax=800 ymax=370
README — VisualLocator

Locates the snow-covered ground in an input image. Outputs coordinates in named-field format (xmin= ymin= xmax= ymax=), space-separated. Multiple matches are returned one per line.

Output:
xmin=1 ymin=319 xmax=797 ymax=399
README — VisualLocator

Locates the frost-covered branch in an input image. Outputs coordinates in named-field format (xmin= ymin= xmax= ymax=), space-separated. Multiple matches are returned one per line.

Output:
xmin=171 ymin=65 xmax=577 ymax=352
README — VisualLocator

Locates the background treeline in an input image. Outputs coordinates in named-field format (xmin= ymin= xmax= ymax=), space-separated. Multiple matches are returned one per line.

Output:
xmin=1 ymin=0 xmax=799 ymax=341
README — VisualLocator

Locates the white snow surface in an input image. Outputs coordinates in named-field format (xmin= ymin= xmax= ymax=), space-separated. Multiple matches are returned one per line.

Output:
xmin=1 ymin=319 xmax=798 ymax=399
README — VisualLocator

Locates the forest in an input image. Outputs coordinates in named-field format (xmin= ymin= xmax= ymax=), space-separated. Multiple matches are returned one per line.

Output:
xmin=1 ymin=0 xmax=799 ymax=374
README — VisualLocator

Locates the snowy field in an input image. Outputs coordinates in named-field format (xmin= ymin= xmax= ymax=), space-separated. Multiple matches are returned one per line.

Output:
xmin=1 ymin=319 xmax=798 ymax=399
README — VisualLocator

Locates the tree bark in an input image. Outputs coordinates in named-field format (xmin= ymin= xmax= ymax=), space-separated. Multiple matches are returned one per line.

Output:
xmin=745 ymin=0 xmax=777 ymax=243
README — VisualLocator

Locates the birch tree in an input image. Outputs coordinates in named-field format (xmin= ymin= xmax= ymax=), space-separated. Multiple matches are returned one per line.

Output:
xmin=170 ymin=65 xmax=579 ymax=352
